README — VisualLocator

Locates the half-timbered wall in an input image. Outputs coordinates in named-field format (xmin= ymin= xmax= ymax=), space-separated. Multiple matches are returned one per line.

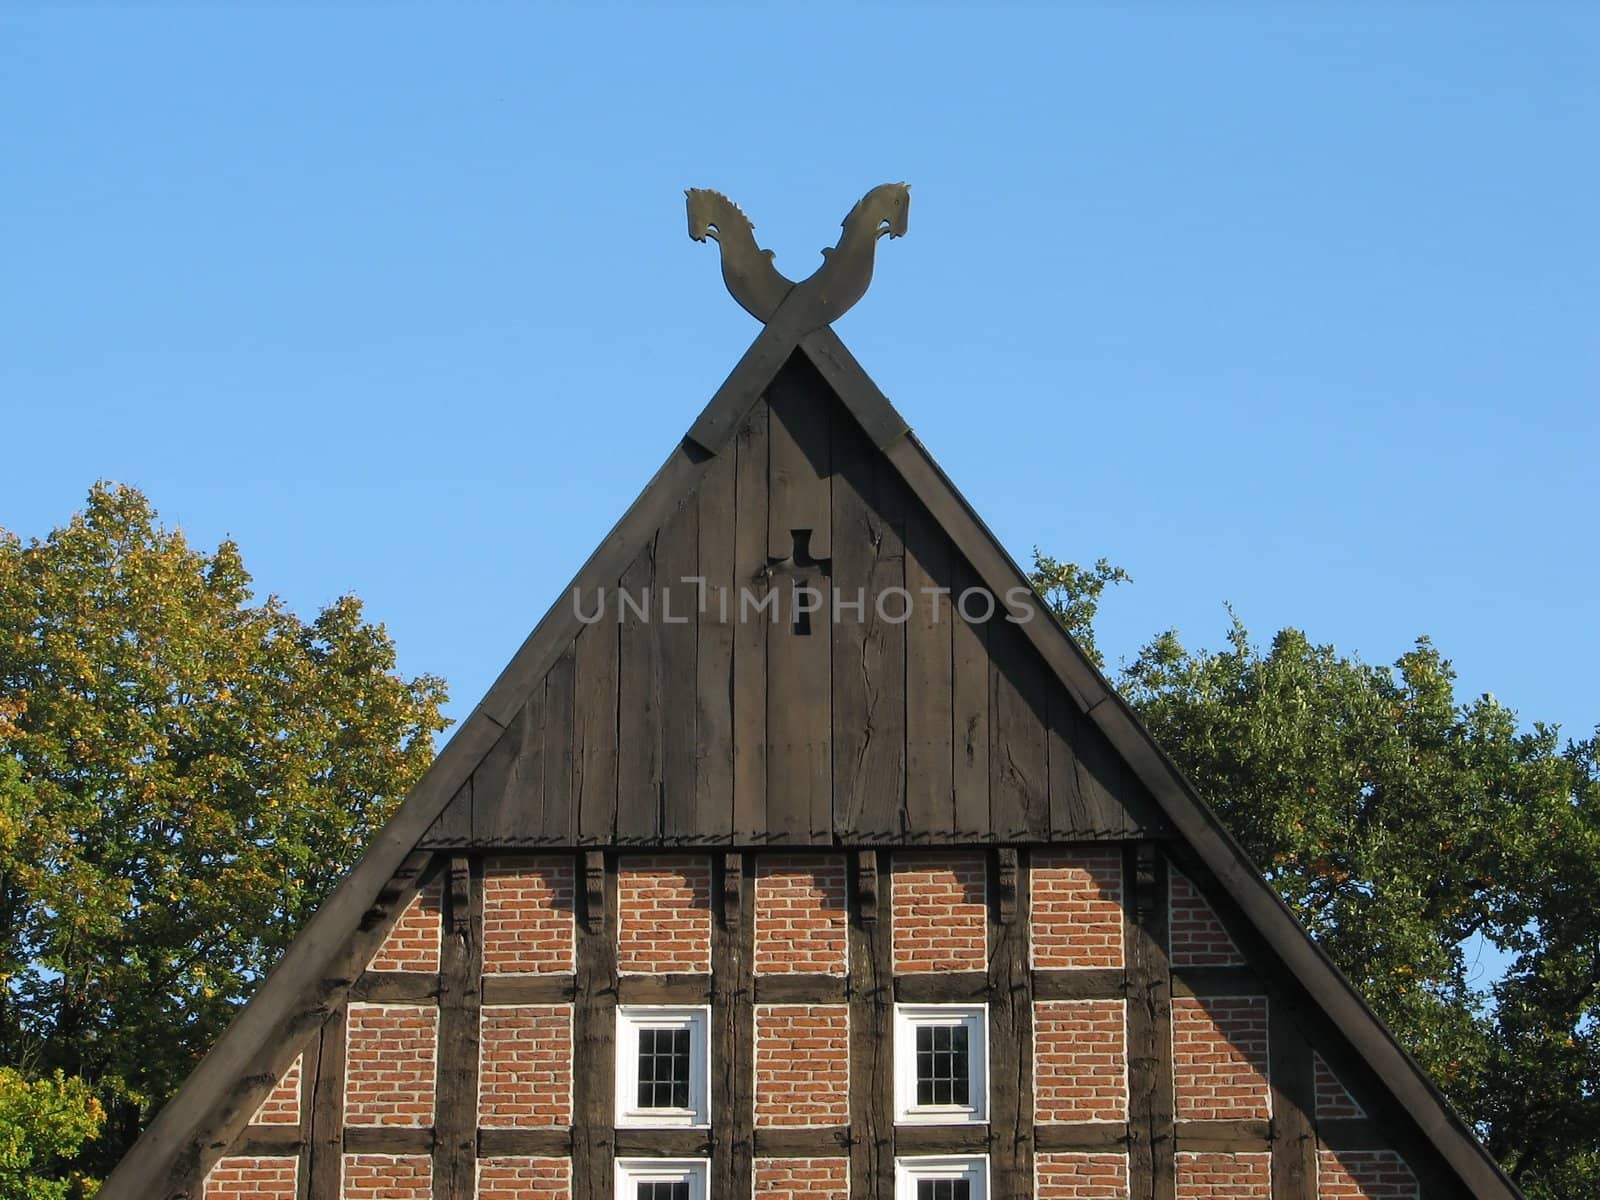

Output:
xmin=197 ymin=848 xmax=1450 ymax=1200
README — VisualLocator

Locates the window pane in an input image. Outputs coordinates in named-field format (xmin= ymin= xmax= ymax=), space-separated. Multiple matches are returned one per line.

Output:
xmin=637 ymin=1182 xmax=690 ymax=1200
xmin=914 ymin=1024 xmax=970 ymax=1106
xmin=637 ymin=1027 xmax=693 ymax=1109
xmin=916 ymin=1180 xmax=970 ymax=1200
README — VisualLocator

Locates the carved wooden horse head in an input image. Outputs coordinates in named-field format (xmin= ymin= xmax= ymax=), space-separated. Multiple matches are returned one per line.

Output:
xmin=686 ymin=183 xmax=910 ymax=329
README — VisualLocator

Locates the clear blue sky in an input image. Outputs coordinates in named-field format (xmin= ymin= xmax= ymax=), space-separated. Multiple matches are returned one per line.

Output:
xmin=4 ymin=5 xmax=1596 ymax=758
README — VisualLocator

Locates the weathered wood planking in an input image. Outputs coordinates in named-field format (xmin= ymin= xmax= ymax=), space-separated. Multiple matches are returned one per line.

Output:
xmin=903 ymin=502 xmax=955 ymax=839
xmin=989 ymin=615 xmax=1049 ymax=841
xmin=542 ymin=645 xmax=576 ymax=843
xmin=694 ymin=449 xmax=738 ymax=839
xmin=951 ymin=557 xmax=991 ymax=837
xmin=732 ymin=403 xmax=770 ymax=842
xmin=831 ymin=405 xmax=907 ymax=841
xmin=573 ymin=602 xmax=619 ymax=844
xmin=765 ymin=360 xmax=833 ymax=841
xmin=617 ymin=538 xmax=662 ymax=842
xmin=471 ymin=687 xmax=544 ymax=846
xmin=658 ymin=498 xmax=700 ymax=839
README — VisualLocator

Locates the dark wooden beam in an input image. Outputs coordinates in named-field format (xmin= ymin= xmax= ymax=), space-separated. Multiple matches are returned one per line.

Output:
xmin=572 ymin=854 xmax=618 ymax=1200
xmin=752 ymin=975 xmax=850 ymax=1004
xmin=306 ymin=1008 xmax=344 ymax=1200
xmin=345 ymin=1126 xmax=433 ymax=1155
xmin=477 ymin=1128 xmax=574 ymax=1157
xmin=1031 ymin=968 xmax=1126 ymax=1001
xmin=480 ymin=975 xmax=577 ymax=1006
xmin=433 ymin=856 xmax=480 ymax=1200
xmin=1125 ymin=842 xmax=1174 ymax=1200
xmin=1035 ymin=1123 xmax=1130 ymax=1152
xmin=849 ymin=850 xmax=894 ymax=1200
xmin=752 ymin=1128 xmax=853 ymax=1157
xmin=351 ymin=972 xmax=440 ymax=1004
xmin=1270 ymin=991 xmax=1317 ymax=1200
xmin=711 ymin=852 xmax=754 ymax=1200
xmin=894 ymin=972 xmax=988 ymax=1003
xmin=989 ymin=848 xmax=1034 ymax=1200
xmin=616 ymin=974 xmax=713 ymax=1004
xmin=893 ymin=1126 xmax=991 ymax=1156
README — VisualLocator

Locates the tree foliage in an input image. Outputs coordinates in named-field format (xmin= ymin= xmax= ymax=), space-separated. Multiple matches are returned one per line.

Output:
xmin=0 ymin=484 xmax=449 ymax=1178
xmin=0 ymin=1069 xmax=103 ymax=1200
xmin=1031 ymin=552 xmax=1600 ymax=1200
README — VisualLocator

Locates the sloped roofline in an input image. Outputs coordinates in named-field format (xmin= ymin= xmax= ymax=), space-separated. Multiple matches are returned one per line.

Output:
xmin=102 ymin=320 xmax=1521 ymax=1200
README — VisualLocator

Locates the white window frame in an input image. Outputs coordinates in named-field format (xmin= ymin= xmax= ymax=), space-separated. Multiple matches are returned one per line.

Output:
xmin=615 ymin=1006 xmax=711 ymax=1128
xmin=614 ymin=1157 xmax=709 ymax=1200
xmin=893 ymin=1004 xmax=988 ymax=1124
xmin=894 ymin=1155 xmax=989 ymax=1200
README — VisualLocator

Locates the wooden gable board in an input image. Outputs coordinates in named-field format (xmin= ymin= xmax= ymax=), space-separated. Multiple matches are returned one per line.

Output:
xmin=100 ymin=320 xmax=1519 ymax=1200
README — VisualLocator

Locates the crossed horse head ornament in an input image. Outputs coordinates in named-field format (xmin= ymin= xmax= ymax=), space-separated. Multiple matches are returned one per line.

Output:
xmin=686 ymin=183 xmax=910 ymax=330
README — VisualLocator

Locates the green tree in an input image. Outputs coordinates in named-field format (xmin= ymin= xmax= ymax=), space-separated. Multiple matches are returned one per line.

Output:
xmin=0 ymin=484 xmax=448 ymax=1180
xmin=0 ymin=1069 xmax=103 ymax=1200
xmin=1031 ymin=552 xmax=1600 ymax=1200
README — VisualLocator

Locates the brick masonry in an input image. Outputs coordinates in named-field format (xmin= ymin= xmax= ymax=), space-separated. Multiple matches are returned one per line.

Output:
xmin=478 ymin=1004 xmax=574 ymax=1127
xmin=754 ymin=854 xmax=848 ymax=975
xmin=1171 ymin=995 xmax=1271 ymax=1120
xmin=891 ymin=852 xmax=987 ymax=973
xmin=1175 ymin=1151 xmax=1271 ymax=1199
xmin=201 ymin=1155 xmax=297 ymax=1200
xmin=1034 ymin=999 xmax=1127 ymax=1122
xmin=367 ymin=877 xmax=442 ymax=973
xmin=478 ymin=1156 xmax=573 ymax=1200
xmin=753 ymin=1004 xmax=850 ymax=1127
xmin=341 ymin=1154 xmax=431 ymax=1200
xmin=1030 ymin=848 xmax=1124 ymax=970
xmin=617 ymin=855 xmax=713 ymax=974
xmin=1035 ymin=1153 xmax=1130 ymax=1200
xmin=343 ymin=1003 xmax=438 ymax=1127
xmin=1315 ymin=1052 xmax=1366 ymax=1119
xmin=752 ymin=1157 xmax=850 ymax=1200
xmin=1318 ymin=1149 xmax=1419 ymax=1199
xmin=249 ymin=1053 xmax=300 ymax=1125
xmin=483 ymin=856 xmax=576 ymax=974
xmin=1169 ymin=870 xmax=1244 ymax=967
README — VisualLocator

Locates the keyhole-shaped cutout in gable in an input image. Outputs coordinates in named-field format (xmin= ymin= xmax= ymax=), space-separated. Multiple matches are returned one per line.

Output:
xmin=781 ymin=529 xmax=830 ymax=636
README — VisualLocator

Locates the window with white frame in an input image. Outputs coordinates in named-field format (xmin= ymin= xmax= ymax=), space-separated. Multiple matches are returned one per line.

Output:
xmin=615 ymin=1158 xmax=708 ymax=1200
xmin=893 ymin=1005 xmax=988 ymax=1124
xmin=615 ymin=1007 xmax=710 ymax=1128
xmin=895 ymin=1155 xmax=988 ymax=1200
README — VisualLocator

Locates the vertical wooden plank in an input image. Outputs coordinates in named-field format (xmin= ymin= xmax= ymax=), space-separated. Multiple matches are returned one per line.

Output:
xmin=433 ymin=857 xmax=481 ymax=1200
xmin=951 ymin=558 xmax=990 ymax=837
xmin=831 ymin=413 xmax=908 ymax=842
xmin=695 ymin=448 xmax=738 ymax=840
xmin=1125 ymin=843 xmax=1174 ymax=1200
xmin=711 ymin=854 xmax=755 ymax=1200
xmin=297 ymin=1025 xmax=317 ymax=1200
xmin=1270 ymin=992 xmax=1317 ymax=1200
xmin=989 ymin=849 xmax=1034 ymax=1200
xmin=766 ymin=367 xmax=833 ymax=843
xmin=848 ymin=851 xmax=894 ymax=1200
xmin=768 ymin=354 xmax=833 ymax=561
xmin=541 ymin=644 xmax=576 ymax=844
xmin=658 ymin=500 xmax=700 ymax=840
xmin=573 ymin=612 xmax=619 ymax=845
xmin=989 ymin=621 xmax=1049 ymax=841
xmin=904 ymin=505 xmax=955 ymax=839
xmin=423 ymin=779 xmax=473 ymax=849
xmin=617 ymin=539 xmax=661 ymax=843
xmin=472 ymin=690 xmax=545 ymax=846
xmin=571 ymin=854 xmax=618 ymax=1200
xmin=732 ymin=403 xmax=770 ymax=843
xmin=305 ymin=1007 xmax=344 ymax=1200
